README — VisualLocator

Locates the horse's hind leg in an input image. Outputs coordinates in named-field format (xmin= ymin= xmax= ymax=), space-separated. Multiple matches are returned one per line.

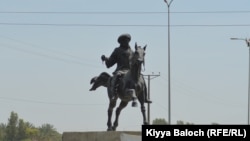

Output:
xmin=107 ymin=100 xmax=117 ymax=131
xmin=113 ymin=101 xmax=128 ymax=131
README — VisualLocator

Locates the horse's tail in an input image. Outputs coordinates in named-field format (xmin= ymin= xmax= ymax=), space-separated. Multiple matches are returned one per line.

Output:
xmin=89 ymin=72 xmax=111 ymax=91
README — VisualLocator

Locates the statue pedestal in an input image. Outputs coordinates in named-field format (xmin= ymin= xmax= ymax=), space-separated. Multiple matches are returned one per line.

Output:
xmin=62 ymin=131 xmax=141 ymax=141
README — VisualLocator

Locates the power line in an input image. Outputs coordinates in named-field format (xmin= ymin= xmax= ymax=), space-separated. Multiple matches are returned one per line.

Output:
xmin=172 ymin=24 xmax=250 ymax=27
xmin=0 ymin=22 xmax=249 ymax=27
xmin=171 ymin=11 xmax=250 ymax=14
xmin=0 ymin=34 xmax=103 ymax=68
xmin=0 ymin=43 xmax=102 ymax=68
xmin=0 ymin=96 xmax=106 ymax=106
xmin=0 ymin=35 xmax=97 ymax=65
xmin=158 ymin=76 xmax=244 ymax=108
xmin=0 ymin=11 xmax=249 ymax=14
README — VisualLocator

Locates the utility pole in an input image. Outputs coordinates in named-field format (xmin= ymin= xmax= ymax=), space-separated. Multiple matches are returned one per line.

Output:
xmin=144 ymin=72 xmax=160 ymax=124
xmin=231 ymin=37 xmax=250 ymax=125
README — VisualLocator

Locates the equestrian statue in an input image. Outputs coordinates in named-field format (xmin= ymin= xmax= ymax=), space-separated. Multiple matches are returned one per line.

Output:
xmin=89 ymin=34 xmax=152 ymax=131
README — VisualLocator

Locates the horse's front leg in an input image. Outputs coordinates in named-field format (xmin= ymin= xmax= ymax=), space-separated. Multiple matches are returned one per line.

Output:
xmin=113 ymin=101 xmax=128 ymax=131
xmin=138 ymin=92 xmax=148 ymax=125
xmin=141 ymin=104 xmax=148 ymax=125
xmin=107 ymin=99 xmax=116 ymax=131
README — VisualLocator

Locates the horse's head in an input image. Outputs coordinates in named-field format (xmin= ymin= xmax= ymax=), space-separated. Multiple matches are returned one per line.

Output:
xmin=132 ymin=42 xmax=146 ymax=67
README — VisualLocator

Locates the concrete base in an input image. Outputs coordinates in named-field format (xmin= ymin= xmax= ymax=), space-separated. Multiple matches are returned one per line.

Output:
xmin=62 ymin=131 xmax=141 ymax=141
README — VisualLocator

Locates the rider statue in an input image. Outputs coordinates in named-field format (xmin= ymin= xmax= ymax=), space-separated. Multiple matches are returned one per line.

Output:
xmin=101 ymin=33 xmax=152 ymax=103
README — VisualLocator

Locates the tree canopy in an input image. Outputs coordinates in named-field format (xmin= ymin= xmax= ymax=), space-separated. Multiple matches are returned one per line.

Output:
xmin=0 ymin=111 xmax=61 ymax=141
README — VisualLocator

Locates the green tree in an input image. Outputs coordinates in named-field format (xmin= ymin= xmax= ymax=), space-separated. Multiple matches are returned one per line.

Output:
xmin=176 ymin=120 xmax=184 ymax=125
xmin=38 ymin=124 xmax=61 ymax=141
xmin=152 ymin=118 xmax=168 ymax=125
xmin=1 ymin=111 xmax=62 ymax=141
xmin=176 ymin=120 xmax=195 ymax=125
xmin=6 ymin=111 xmax=18 ymax=141
xmin=26 ymin=127 xmax=39 ymax=141
xmin=0 ymin=123 xmax=6 ymax=140
xmin=17 ymin=119 xmax=27 ymax=140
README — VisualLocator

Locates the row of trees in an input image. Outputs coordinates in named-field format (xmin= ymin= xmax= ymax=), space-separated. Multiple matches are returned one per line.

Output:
xmin=152 ymin=118 xmax=219 ymax=125
xmin=0 ymin=111 xmax=61 ymax=141
xmin=152 ymin=118 xmax=195 ymax=125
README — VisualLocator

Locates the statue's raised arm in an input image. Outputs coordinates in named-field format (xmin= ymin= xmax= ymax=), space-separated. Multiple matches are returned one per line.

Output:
xmin=101 ymin=34 xmax=132 ymax=72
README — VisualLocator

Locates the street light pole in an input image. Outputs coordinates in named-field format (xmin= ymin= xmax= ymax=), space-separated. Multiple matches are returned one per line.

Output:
xmin=164 ymin=0 xmax=174 ymax=125
xmin=231 ymin=37 xmax=250 ymax=125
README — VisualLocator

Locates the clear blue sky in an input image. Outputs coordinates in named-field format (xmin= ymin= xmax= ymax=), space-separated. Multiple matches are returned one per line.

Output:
xmin=0 ymin=0 xmax=249 ymax=133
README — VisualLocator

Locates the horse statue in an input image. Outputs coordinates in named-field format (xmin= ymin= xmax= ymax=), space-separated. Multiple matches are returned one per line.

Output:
xmin=89 ymin=44 xmax=149 ymax=131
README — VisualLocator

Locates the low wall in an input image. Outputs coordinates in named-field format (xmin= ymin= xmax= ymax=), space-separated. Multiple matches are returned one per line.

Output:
xmin=62 ymin=131 xmax=141 ymax=141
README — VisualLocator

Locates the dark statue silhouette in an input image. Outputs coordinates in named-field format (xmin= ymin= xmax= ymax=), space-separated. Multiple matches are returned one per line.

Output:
xmin=89 ymin=34 xmax=151 ymax=131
